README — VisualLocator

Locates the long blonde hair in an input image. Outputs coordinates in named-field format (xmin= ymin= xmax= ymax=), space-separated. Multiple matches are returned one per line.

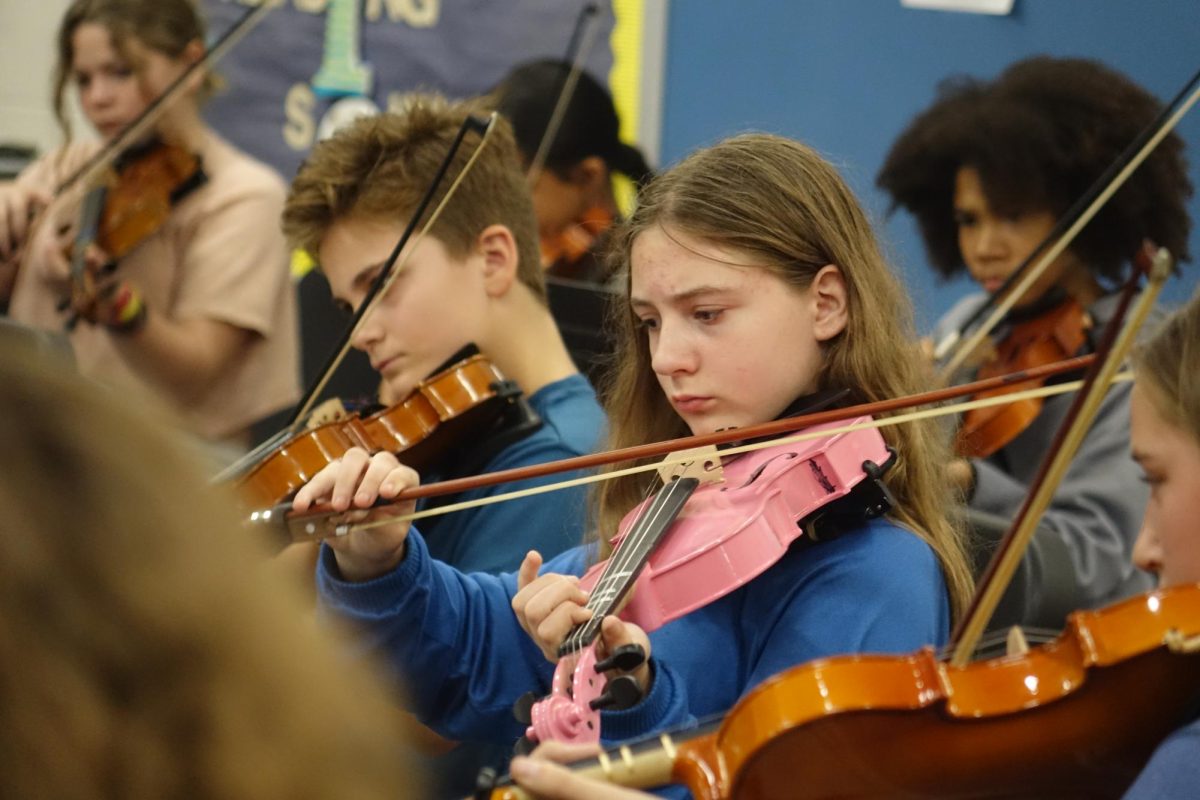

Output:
xmin=596 ymin=133 xmax=974 ymax=620
xmin=0 ymin=341 xmax=412 ymax=799
xmin=1133 ymin=291 xmax=1200 ymax=444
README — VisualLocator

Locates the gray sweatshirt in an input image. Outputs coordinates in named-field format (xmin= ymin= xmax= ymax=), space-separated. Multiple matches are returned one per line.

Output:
xmin=935 ymin=291 xmax=1155 ymax=631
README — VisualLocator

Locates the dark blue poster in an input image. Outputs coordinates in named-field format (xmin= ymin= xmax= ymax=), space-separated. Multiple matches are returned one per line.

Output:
xmin=200 ymin=0 xmax=615 ymax=180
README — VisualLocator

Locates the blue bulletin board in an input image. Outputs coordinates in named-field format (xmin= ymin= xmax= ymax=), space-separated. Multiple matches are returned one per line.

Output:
xmin=200 ymin=0 xmax=615 ymax=182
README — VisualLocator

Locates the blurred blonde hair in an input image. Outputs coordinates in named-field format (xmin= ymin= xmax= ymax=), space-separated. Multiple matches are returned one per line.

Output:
xmin=597 ymin=133 xmax=974 ymax=621
xmin=1133 ymin=291 xmax=1200 ymax=445
xmin=0 ymin=340 xmax=412 ymax=799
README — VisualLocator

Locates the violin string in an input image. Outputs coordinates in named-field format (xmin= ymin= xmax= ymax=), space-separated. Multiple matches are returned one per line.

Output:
xmin=563 ymin=469 xmax=676 ymax=655
xmin=567 ymin=477 xmax=695 ymax=653
xmin=566 ymin=484 xmax=667 ymax=654
xmin=939 ymin=626 xmax=1061 ymax=661
xmin=566 ymin=483 xmax=664 ymax=656
xmin=312 ymin=373 xmax=1131 ymax=537
xmin=212 ymin=426 xmax=292 ymax=483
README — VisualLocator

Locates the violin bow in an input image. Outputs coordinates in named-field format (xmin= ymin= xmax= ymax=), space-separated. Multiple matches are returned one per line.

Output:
xmin=523 ymin=2 xmax=602 ymax=186
xmin=212 ymin=113 xmax=499 ymax=484
xmin=935 ymin=64 xmax=1200 ymax=378
xmin=253 ymin=354 xmax=1111 ymax=539
xmin=948 ymin=243 xmax=1173 ymax=667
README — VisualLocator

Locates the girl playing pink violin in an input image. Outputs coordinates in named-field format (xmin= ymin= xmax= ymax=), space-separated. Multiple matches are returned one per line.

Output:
xmin=293 ymin=131 xmax=974 ymax=794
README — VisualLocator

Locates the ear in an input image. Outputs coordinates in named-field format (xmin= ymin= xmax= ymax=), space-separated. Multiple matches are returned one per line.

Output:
xmin=476 ymin=224 xmax=520 ymax=298
xmin=810 ymin=264 xmax=849 ymax=342
xmin=180 ymin=39 xmax=206 ymax=95
xmin=181 ymin=38 xmax=204 ymax=66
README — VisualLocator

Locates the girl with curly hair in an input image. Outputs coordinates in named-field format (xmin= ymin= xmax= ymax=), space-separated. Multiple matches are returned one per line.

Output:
xmin=878 ymin=56 xmax=1193 ymax=630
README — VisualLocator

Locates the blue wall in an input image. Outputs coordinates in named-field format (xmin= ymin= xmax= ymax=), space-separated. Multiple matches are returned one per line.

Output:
xmin=659 ymin=0 xmax=1200 ymax=331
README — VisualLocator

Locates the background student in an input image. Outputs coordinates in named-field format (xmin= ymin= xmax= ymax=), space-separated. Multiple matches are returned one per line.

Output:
xmin=0 ymin=0 xmax=299 ymax=447
xmin=877 ymin=56 xmax=1193 ymax=628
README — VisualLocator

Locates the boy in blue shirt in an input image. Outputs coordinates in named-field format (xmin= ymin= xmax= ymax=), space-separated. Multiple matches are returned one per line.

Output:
xmin=281 ymin=96 xmax=606 ymax=795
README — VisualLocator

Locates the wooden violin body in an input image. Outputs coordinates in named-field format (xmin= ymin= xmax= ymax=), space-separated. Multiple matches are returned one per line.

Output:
xmin=237 ymin=353 xmax=516 ymax=509
xmin=64 ymin=140 xmax=207 ymax=323
xmin=540 ymin=205 xmax=612 ymax=278
xmin=95 ymin=141 xmax=205 ymax=259
xmin=699 ymin=583 xmax=1200 ymax=799
xmin=489 ymin=584 xmax=1200 ymax=799
xmin=958 ymin=297 xmax=1089 ymax=458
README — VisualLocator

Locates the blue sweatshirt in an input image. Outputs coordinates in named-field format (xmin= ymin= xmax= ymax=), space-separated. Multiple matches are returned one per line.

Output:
xmin=318 ymin=515 xmax=951 ymax=752
xmin=1123 ymin=716 xmax=1200 ymax=799
xmin=419 ymin=372 xmax=604 ymax=574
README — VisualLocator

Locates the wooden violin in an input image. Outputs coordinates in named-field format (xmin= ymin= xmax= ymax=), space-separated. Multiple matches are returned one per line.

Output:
xmin=957 ymin=296 xmax=1090 ymax=458
xmin=540 ymin=205 xmax=613 ymax=278
xmin=65 ymin=139 xmax=206 ymax=324
xmin=236 ymin=351 xmax=525 ymax=510
xmin=94 ymin=139 xmax=205 ymax=259
xmin=483 ymin=583 xmax=1200 ymax=799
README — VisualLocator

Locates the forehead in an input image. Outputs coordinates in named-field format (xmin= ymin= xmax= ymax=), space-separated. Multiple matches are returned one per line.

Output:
xmin=71 ymin=23 xmax=119 ymax=58
xmin=953 ymin=166 xmax=988 ymax=206
xmin=630 ymin=226 xmax=767 ymax=295
xmin=319 ymin=217 xmax=399 ymax=278
xmin=317 ymin=215 xmax=456 ymax=294
xmin=1131 ymin=381 xmax=1189 ymax=455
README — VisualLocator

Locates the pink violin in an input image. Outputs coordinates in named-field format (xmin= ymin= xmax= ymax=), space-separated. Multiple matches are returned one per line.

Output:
xmin=524 ymin=416 xmax=896 ymax=747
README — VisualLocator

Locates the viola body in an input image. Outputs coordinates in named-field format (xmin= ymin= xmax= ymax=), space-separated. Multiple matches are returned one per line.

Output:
xmin=676 ymin=583 xmax=1200 ymax=799
xmin=958 ymin=297 xmax=1089 ymax=458
xmin=540 ymin=205 xmax=613 ymax=275
xmin=237 ymin=354 xmax=513 ymax=508
xmin=98 ymin=142 xmax=205 ymax=259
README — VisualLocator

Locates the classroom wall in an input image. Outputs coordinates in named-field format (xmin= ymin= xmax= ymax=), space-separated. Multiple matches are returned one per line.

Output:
xmin=658 ymin=0 xmax=1200 ymax=331
xmin=0 ymin=0 xmax=84 ymax=155
xmin=6 ymin=0 xmax=1197 ymax=332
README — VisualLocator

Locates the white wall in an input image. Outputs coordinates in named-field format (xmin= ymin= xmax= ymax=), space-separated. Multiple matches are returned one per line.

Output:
xmin=0 ymin=0 xmax=87 ymax=156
